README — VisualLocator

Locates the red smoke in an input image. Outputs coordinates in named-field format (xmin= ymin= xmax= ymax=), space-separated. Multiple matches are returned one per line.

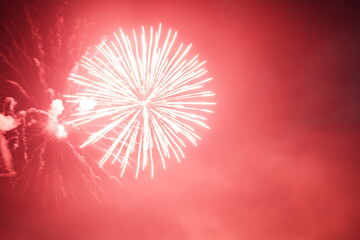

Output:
xmin=0 ymin=0 xmax=359 ymax=239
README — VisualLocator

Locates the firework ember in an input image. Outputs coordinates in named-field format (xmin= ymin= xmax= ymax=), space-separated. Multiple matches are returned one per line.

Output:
xmin=65 ymin=24 xmax=215 ymax=177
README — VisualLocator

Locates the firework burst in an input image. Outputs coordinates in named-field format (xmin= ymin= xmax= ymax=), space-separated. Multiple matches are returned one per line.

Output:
xmin=0 ymin=3 xmax=118 ymax=209
xmin=65 ymin=24 xmax=215 ymax=177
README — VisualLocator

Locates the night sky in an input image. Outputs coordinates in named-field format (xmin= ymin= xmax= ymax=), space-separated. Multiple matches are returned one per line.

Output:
xmin=0 ymin=0 xmax=359 ymax=239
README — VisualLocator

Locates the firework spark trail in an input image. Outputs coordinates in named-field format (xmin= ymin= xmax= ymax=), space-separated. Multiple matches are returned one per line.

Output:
xmin=0 ymin=4 xmax=91 ymax=106
xmin=66 ymin=24 xmax=215 ymax=178
xmin=0 ymin=3 xmax=120 ymax=208
xmin=12 ymin=105 xmax=110 ymax=209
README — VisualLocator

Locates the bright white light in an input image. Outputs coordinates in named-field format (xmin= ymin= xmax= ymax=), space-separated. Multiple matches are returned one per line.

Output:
xmin=49 ymin=99 xmax=64 ymax=117
xmin=78 ymin=98 xmax=97 ymax=112
xmin=65 ymin=24 xmax=215 ymax=177
xmin=55 ymin=124 xmax=68 ymax=138
xmin=46 ymin=99 xmax=68 ymax=139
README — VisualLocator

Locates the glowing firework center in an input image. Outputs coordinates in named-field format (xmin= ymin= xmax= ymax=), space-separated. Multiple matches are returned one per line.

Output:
xmin=65 ymin=24 xmax=215 ymax=177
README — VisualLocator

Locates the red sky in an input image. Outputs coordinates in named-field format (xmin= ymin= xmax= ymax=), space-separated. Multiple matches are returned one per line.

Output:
xmin=0 ymin=0 xmax=359 ymax=239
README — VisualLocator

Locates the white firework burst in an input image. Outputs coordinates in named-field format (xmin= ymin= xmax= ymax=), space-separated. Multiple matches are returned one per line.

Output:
xmin=65 ymin=24 xmax=215 ymax=177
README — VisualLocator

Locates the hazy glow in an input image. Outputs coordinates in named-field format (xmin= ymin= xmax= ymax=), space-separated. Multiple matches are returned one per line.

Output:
xmin=78 ymin=98 xmax=97 ymax=112
xmin=65 ymin=24 xmax=215 ymax=177
xmin=55 ymin=124 xmax=68 ymax=138
xmin=0 ymin=114 xmax=18 ymax=132
xmin=48 ymin=99 xmax=64 ymax=117
xmin=47 ymin=99 xmax=68 ymax=138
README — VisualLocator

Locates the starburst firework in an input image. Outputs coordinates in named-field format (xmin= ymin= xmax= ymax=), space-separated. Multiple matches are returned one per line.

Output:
xmin=65 ymin=24 xmax=215 ymax=177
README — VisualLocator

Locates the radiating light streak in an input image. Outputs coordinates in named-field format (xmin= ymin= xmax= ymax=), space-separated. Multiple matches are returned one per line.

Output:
xmin=65 ymin=24 xmax=215 ymax=177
